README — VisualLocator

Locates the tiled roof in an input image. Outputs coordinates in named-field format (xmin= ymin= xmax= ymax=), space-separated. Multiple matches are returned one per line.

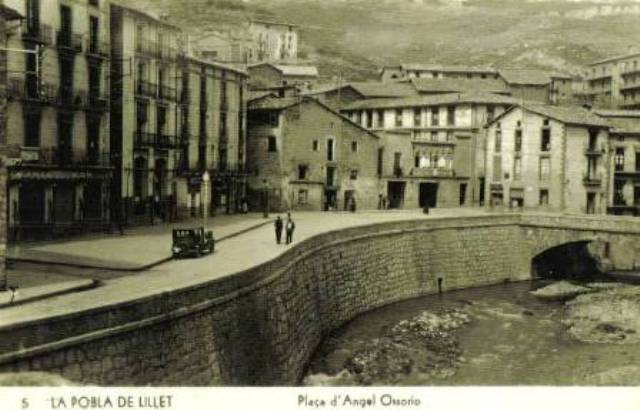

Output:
xmin=342 ymin=93 xmax=517 ymax=111
xmin=498 ymin=69 xmax=552 ymax=86
xmin=594 ymin=109 xmax=640 ymax=118
xmin=401 ymin=64 xmax=497 ymax=74
xmin=248 ymin=96 xmax=301 ymax=111
xmin=490 ymin=104 xmax=610 ymax=128
xmin=594 ymin=110 xmax=640 ymax=133
xmin=348 ymin=82 xmax=418 ymax=98
xmin=411 ymin=78 xmax=510 ymax=94
xmin=302 ymin=83 xmax=364 ymax=97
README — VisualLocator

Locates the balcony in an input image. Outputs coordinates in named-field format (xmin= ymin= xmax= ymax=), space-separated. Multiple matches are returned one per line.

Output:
xmin=135 ymin=81 xmax=157 ymax=99
xmin=584 ymin=143 xmax=605 ymax=156
xmin=158 ymin=85 xmax=176 ymax=102
xmin=21 ymin=21 xmax=54 ymax=45
xmin=15 ymin=147 xmax=110 ymax=168
xmin=619 ymin=81 xmax=640 ymax=92
xmin=56 ymin=30 xmax=83 ymax=53
xmin=58 ymin=87 xmax=86 ymax=110
xmin=7 ymin=77 xmax=58 ymax=105
xmin=583 ymin=172 xmax=602 ymax=187
xmin=87 ymin=93 xmax=109 ymax=112
xmin=393 ymin=166 xmax=404 ymax=177
xmin=411 ymin=167 xmax=455 ymax=178
xmin=412 ymin=131 xmax=456 ymax=146
xmin=134 ymin=131 xmax=180 ymax=150
xmin=135 ymin=40 xmax=159 ymax=58
xmin=179 ymin=89 xmax=190 ymax=105
xmin=86 ymin=39 xmax=110 ymax=59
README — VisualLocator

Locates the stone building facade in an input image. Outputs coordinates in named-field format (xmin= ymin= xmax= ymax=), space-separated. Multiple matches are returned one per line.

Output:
xmin=247 ymin=96 xmax=380 ymax=212
xmin=581 ymin=52 xmax=640 ymax=109
xmin=596 ymin=110 xmax=640 ymax=216
xmin=174 ymin=55 xmax=248 ymax=218
xmin=110 ymin=4 xmax=185 ymax=225
xmin=380 ymin=64 xmax=499 ymax=83
xmin=4 ymin=0 xmax=112 ymax=240
xmin=485 ymin=104 xmax=610 ymax=214
xmin=247 ymin=19 xmax=298 ymax=63
xmin=247 ymin=62 xmax=318 ymax=90
xmin=341 ymin=93 xmax=515 ymax=209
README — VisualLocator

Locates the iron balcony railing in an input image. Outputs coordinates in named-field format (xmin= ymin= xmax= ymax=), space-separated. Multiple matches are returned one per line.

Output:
xmin=87 ymin=92 xmax=109 ymax=111
xmin=135 ymin=40 xmax=159 ymax=57
xmin=17 ymin=147 xmax=110 ymax=168
xmin=57 ymin=87 xmax=87 ymax=110
xmin=134 ymin=131 xmax=181 ymax=149
xmin=87 ymin=39 xmax=110 ymax=58
xmin=583 ymin=172 xmax=603 ymax=186
xmin=158 ymin=85 xmax=176 ymax=101
xmin=135 ymin=80 xmax=157 ymax=98
xmin=7 ymin=77 xmax=58 ymax=104
xmin=179 ymin=89 xmax=190 ymax=105
xmin=21 ymin=21 xmax=54 ymax=45
xmin=56 ymin=30 xmax=83 ymax=52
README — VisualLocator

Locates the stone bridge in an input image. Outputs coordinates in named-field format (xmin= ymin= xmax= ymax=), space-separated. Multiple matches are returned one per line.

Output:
xmin=0 ymin=213 xmax=639 ymax=386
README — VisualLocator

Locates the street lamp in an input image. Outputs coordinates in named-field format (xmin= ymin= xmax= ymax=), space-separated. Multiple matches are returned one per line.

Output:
xmin=262 ymin=178 xmax=269 ymax=218
xmin=202 ymin=170 xmax=210 ymax=228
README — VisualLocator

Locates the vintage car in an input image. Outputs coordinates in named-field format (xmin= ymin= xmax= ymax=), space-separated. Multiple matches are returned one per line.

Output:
xmin=171 ymin=227 xmax=215 ymax=258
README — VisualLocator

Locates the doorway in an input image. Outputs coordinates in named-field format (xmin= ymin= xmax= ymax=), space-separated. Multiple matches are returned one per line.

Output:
xmin=419 ymin=182 xmax=438 ymax=208
xmin=387 ymin=181 xmax=406 ymax=209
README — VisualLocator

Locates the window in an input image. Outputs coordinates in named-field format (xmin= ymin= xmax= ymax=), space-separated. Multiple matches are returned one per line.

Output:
xmin=327 ymin=138 xmax=335 ymax=161
xmin=395 ymin=109 xmax=403 ymax=127
xmin=366 ymin=110 xmax=373 ymax=128
xmin=431 ymin=107 xmax=439 ymax=126
xmin=394 ymin=152 xmax=402 ymax=172
xmin=376 ymin=110 xmax=384 ymax=128
xmin=615 ymin=148 xmax=625 ymax=171
xmin=486 ymin=106 xmax=495 ymax=123
xmin=588 ymin=129 xmax=598 ymax=151
xmin=351 ymin=141 xmax=358 ymax=153
xmin=494 ymin=129 xmax=502 ymax=153
xmin=515 ymin=128 xmax=522 ymax=152
xmin=89 ymin=0 xmax=100 ymax=7
xmin=298 ymin=165 xmax=308 ymax=180
xmin=539 ymin=157 xmax=550 ymax=181
xmin=541 ymin=127 xmax=551 ymax=152
xmin=446 ymin=131 xmax=454 ymax=142
xmin=268 ymin=136 xmax=277 ymax=152
xmin=312 ymin=140 xmax=318 ymax=151
xmin=350 ymin=169 xmax=358 ymax=180
xmin=459 ymin=183 xmax=467 ymax=205
xmin=24 ymin=111 xmax=41 ymax=147
xmin=377 ymin=147 xmax=384 ymax=177
xmin=447 ymin=106 xmax=456 ymax=126
xmin=298 ymin=189 xmax=308 ymax=205
xmin=539 ymin=189 xmax=549 ymax=206
xmin=513 ymin=157 xmax=522 ymax=180
xmin=430 ymin=131 xmax=438 ymax=142
xmin=636 ymin=152 xmax=640 ymax=172
xmin=414 ymin=108 xmax=422 ymax=126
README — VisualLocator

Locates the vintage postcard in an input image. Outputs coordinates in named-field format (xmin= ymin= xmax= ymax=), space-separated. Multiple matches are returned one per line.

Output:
xmin=0 ymin=0 xmax=639 ymax=409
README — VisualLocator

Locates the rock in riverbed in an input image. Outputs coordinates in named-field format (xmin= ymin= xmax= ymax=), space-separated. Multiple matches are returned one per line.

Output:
xmin=343 ymin=308 xmax=471 ymax=384
xmin=530 ymin=281 xmax=594 ymax=301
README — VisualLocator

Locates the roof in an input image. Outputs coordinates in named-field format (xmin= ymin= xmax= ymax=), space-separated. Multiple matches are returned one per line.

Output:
xmin=111 ymin=2 xmax=181 ymax=30
xmin=248 ymin=96 xmax=380 ymax=139
xmin=248 ymin=63 xmax=318 ymax=77
xmin=0 ymin=5 xmax=23 ymax=20
xmin=185 ymin=54 xmax=248 ymax=76
xmin=499 ymin=69 xmax=552 ymax=86
xmin=348 ymin=82 xmax=418 ymax=98
xmin=488 ymin=104 xmax=610 ymax=128
xmin=342 ymin=92 xmax=518 ymax=111
xmin=400 ymin=64 xmax=497 ymax=74
xmin=594 ymin=110 xmax=640 ymax=134
xmin=247 ymin=90 xmax=277 ymax=102
xmin=302 ymin=83 xmax=365 ymax=97
xmin=589 ymin=52 xmax=640 ymax=67
xmin=594 ymin=109 xmax=640 ymax=118
xmin=249 ymin=19 xmax=297 ymax=28
xmin=411 ymin=78 xmax=510 ymax=95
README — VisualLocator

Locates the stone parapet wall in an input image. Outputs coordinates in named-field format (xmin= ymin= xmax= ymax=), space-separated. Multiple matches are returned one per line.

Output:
xmin=0 ymin=214 xmax=639 ymax=385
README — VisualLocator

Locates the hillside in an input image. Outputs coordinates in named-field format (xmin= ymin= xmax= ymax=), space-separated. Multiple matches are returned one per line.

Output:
xmin=136 ymin=0 xmax=640 ymax=80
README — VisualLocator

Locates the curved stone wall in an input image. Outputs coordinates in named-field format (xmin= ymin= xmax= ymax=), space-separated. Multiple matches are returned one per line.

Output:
xmin=0 ymin=214 xmax=639 ymax=385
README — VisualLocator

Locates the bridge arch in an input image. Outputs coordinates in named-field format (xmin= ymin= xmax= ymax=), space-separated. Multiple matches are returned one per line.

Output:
xmin=531 ymin=240 xmax=602 ymax=279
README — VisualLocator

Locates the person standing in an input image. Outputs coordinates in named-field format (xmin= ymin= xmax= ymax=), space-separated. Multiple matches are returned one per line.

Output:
xmin=285 ymin=213 xmax=296 ymax=245
xmin=274 ymin=216 xmax=283 ymax=244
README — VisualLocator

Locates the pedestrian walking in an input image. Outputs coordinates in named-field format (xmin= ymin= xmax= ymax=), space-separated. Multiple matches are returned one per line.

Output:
xmin=285 ymin=213 xmax=296 ymax=245
xmin=274 ymin=216 xmax=283 ymax=244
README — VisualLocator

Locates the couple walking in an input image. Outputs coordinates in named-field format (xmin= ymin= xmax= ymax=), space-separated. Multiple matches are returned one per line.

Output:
xmin=274 ymin=213 xmax=296 ymax=244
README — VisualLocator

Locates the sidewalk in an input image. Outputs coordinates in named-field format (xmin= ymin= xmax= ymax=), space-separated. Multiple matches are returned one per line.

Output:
xmin=7 ymin=213 xmax=272 ymax=271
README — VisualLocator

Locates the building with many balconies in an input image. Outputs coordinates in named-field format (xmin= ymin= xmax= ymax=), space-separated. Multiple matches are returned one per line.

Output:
xmin=174 ymin=55 xmax=248 ymax=218
xmin=581 ymin=52 xmax=640 ymax=109
xmin=485 ymin=104 xmax=610 ymax=214
xmin=109 ymin=3 xmax=184 ymax=225
xmin=341 ymin=93 xmax=516 ymax=209
xmin=4 ymin=0 xmax=112 ymax=241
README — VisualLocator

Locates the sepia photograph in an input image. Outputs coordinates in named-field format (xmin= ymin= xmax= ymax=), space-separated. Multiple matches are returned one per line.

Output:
xmin=0 ymin=0 xmax=640 ymax=408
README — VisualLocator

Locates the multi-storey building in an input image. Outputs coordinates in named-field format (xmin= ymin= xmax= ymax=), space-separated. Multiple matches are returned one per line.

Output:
xmin=110 ymin=3 xmax=184 ymax=224
xmin=175 ymin=55 xmax=248 ymax=218
xmin=380 ymin=64 xmax=499 ymax=83
xmin=581 ymin=52 xmax=640 ymax=109
xmin=485 ymin=104 xmax=610 ymax=214
xmin=595 ymin=110 xmax=640 ymax=216
xmin=5 ymin=0 xmax=112 ymax=240
xmin=247 ymin=96 xmax=380 ymax=212
xmin=247 ymin=19 xmax=297 ymax=63
xmin=341 ymin=93 xmax=515 ymax=209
